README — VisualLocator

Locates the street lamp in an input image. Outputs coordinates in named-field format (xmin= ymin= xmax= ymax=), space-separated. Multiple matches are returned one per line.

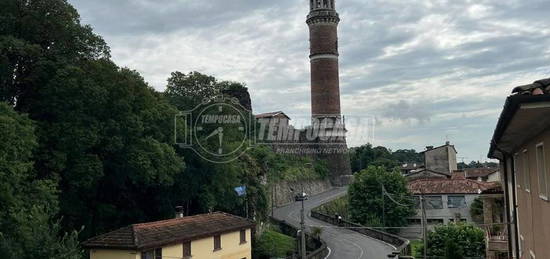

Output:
xmin=295 ymin=191 xmax=308 ymax=259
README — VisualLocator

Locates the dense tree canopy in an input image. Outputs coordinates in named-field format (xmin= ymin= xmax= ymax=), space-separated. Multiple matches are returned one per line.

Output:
xmin=348 ymin=166 xmax=415 ymax=231
xmin=350 ymin=144 xmax=423 ymax=172
xmin=0 ymin=102 xmax=81 ymax=259
xmin=0 ymin=0 xmax=110 ymax=107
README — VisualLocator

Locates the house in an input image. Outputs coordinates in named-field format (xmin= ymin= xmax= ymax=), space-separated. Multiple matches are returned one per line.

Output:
xmin=462 ymin=168 xmax=501 ymax=182
xmin=405 ymin=142 xmax=458 ymax=180
xmin=255 ymin=111 xmax=297 ymax=142
xmin=83 ymin=212 xmax=254 ymax=259
xmin=401 ymin=171 xmax=502 ymax=239
xmin=400 ymin=163 xmax=422 ymax=175
xmin=488 ymin=78 xmax=550 ymax=259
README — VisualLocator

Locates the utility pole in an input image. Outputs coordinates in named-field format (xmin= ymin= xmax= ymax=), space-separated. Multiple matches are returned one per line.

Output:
xmin=295 ymin=190 xmax=308 ymax=259
xmin=420 ymin=195 xmax=427 ymax=259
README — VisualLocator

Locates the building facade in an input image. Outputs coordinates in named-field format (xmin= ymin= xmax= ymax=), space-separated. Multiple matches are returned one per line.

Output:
xmin=83 ymin=212 xmax=254 ymax=259
xmin=489 ymin=78 xmax=550 ymax=259
xmin=402 ymin=172 xmax=501 ymax=239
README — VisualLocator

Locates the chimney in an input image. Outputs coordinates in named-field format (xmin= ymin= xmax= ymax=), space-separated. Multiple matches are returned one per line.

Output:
xmin=175 ymin=206 xmax=184 ymax=218
xmin=451 ymin=170 xmax=466 ymax=180
xmin=445 ymin=141 xmax=450 ymax=145
xmin=426 ymin=146 xmax=434 ymax=150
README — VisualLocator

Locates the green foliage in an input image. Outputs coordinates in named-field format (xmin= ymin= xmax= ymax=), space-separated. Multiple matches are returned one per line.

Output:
xmin=348 ymin=166 xmax=415 ymax=231
xmin=0 ymin=102 xmax=81 ymax=259
xmin=0 ymin=0 xmax=110 ymax=106
xmin=350 ymin=144 xmax=422 ymax=172
xmin=414 ymin=223 xmax=486 ymax=259
xmin=470 ymin=198 xmax=484 ymax=224
xmin=254 ymin=230 xmax=296 ymax=258
xmin=27 ymin=59 xmax=185 ymax=239
xmin=248 ymin=145 xmax=328 ymax=182
xmin=313 ymin=195 xmax=349 ymax=219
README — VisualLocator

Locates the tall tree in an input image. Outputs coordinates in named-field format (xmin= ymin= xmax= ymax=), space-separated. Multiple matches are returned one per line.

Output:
xmin=348 ymin=166 xmax=415 ymax=231
xmin=0 ymin=0 xmax=109 ymax=107
xmin=30 ymin=60 xmax=185 ymax=238
xmin=0 ymin=102 xmax=81 ymax=259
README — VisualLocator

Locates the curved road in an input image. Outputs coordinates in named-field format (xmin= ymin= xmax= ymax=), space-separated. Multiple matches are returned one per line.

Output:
xmin=273 ymin=187 xmax=395 ymax=259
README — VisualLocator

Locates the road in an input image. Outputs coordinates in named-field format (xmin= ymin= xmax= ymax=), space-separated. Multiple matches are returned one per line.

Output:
xmin=273 ymin=187 xmax=396 ymax=259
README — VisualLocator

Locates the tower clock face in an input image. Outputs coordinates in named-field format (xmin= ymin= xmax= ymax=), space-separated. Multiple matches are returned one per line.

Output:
xmin=193 ymin=103 xmax=248 ymax=160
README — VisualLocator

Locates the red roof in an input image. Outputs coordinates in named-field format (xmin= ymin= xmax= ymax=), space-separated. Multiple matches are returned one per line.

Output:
xmin=408 ymin=178 xmax=501 ymax=194
xmin=462 ymin=168 xmax=498 ymax=178
xmin=82 ymin=212 xmax=254 ymax=250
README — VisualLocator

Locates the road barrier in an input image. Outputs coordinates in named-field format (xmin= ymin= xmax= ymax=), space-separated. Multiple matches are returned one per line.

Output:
xmin=270 ymin=217 xmax=329 ymax=259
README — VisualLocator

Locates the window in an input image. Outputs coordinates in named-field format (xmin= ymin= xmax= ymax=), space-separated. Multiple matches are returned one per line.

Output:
xmin=514 ymin=153 xmax=521 ymax=188
xmin=427 ymin=218 xmax=444 ymax=225
xmin=407 ymin=218 xmax=421 ymax=225
xmin=141 ymin=248 xmax=161 ymax=259
xmin=524 ymin=149 xmax=531 ymax=192
xmin=447 ymin=195 xmax=466 ymax=208
xmin=240 ymin=229 xmax=247 ymax=244
xmin=183 ymin=242 xmax=191 ymax=258
xmin=425 ymin=196 xmax=443 ymax=209
xmin=413 ymin=196 xmax=420 ymax=209
xmin=213 ymin=235 xmax=221 ymax=251
xmin=536 ymin=143 xmax=548 ymax=199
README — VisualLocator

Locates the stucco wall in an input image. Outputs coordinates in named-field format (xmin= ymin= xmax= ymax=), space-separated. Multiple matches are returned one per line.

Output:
xmin=89 ymin=249 xmax=138 ymax=259
xmin=512 ymin=131 xmax=550 ymax=259
xmin=401 ymin=194 xmax=479 ymax=239
xmin=89 ymin=229 xmax=252 ymax=259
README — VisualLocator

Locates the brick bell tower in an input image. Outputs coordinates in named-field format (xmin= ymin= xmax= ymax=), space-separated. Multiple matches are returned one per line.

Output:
xmin=307 ymin=0 xmax=352 ymax=186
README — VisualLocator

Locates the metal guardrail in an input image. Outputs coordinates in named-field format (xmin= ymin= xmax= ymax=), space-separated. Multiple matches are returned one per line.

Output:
xmin=310 ymin=211 xmax=411 ymax=255
xmin=269 ymin=217 xmax=328 ymax=259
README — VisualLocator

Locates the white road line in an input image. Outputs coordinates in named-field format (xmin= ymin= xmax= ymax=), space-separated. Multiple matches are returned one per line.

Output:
xmin=324 ymin=247 xmax=332 ymax=259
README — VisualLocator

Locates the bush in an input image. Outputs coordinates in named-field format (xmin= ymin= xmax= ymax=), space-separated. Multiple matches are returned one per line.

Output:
xmin=414 ymin=223 xmax=485 ymax=259
xmin=312 ymin=196 xmax=349 ymax=219
xmin=254 ymin=230 xmax=296 ymax=258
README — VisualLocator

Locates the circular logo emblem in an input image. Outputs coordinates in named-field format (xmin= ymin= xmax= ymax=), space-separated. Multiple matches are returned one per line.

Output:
xmin=176 ymin=96 xmax=252 ymax=163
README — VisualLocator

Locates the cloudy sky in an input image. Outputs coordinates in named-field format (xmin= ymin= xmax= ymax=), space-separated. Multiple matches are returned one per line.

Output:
xmin=69 ymin=0 xmax=550 ymax=162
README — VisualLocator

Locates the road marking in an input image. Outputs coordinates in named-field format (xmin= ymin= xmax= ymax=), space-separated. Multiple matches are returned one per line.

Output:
xmin=324 ymin=247 xmax=331 ymax=259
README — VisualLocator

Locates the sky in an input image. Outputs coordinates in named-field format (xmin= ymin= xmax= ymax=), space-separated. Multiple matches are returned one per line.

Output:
xmin=68 ymin=0 xmax=550 ymax=163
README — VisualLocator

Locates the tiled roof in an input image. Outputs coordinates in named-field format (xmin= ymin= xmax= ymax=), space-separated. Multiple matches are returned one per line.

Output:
xmin=512 ymin=78 xmax=550 ymax=95
xmin=255 ymin=111 xmax=290 ymax=119
xmin=462 ymin=168 xmax=498 ymax=178
xmin=408 ymin=178 xmax=501 ymax=194
xmin=82 ymin=212 xmax=254 ymax=250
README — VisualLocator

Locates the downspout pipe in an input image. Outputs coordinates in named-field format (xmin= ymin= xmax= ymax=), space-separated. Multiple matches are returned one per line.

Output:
xmin=491 ymin=141 xmax=519 ymax=258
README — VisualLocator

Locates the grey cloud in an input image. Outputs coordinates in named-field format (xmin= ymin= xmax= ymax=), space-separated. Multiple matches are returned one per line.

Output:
xmin=68 ymin=0 xmax=550 ymax=161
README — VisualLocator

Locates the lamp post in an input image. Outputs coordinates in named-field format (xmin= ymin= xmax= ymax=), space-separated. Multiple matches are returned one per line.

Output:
xmin=295 ymin=191 xmax=308 ymax=259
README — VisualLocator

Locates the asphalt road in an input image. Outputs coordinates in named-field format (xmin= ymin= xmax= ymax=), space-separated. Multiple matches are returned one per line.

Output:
xmin=273 ymin=187 xmax=396 ymax=259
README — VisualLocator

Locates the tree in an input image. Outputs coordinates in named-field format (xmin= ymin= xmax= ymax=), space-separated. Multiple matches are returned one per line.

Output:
xmin=414 ymin=223 xmax=485 ymax=259
xmin=348 ymin=166 xmax=415 ymax=231
xmin=29 ymin=59 xmax=185 ymax=239
xmin=0 ymin=0 xmax=109 ymax=107
xmin=0 ymin=102 xmax=81 ymax=259
xmin=350 ymin=144 xmax=422 ymax=172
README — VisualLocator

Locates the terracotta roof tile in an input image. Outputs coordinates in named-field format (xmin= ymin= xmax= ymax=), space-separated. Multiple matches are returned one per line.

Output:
xmin=462 ymin=168 xmax=498 ymax=178
xmin=83 ymin=212 xmax=254 ymax=250
xmin=408 ymin=178 xmax=501 ymax=194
